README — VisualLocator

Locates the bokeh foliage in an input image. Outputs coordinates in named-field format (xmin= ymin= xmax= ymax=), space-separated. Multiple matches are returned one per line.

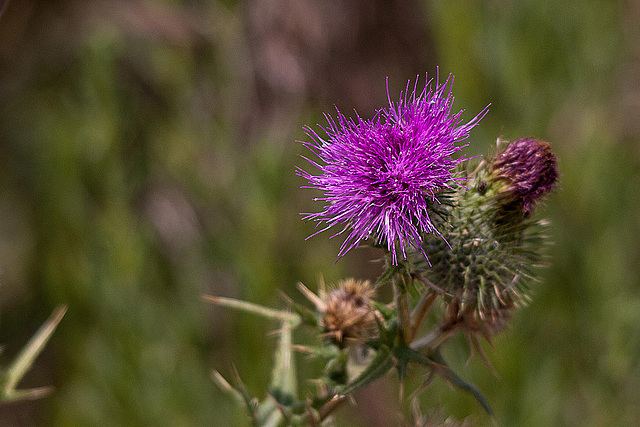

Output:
xmin=0 ymin=0 xmax=638 ymax=425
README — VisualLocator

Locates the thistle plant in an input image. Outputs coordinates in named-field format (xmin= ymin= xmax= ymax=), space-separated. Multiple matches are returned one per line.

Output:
xmin=205 ymin=74 xmax=558 ymax=425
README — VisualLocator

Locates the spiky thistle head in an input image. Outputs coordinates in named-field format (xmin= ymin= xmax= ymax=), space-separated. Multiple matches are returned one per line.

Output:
xmin=491 ymin=137 xmax=559 ymax=213
xmin=414 ymin=139 xmax=559 ymax=337
xmin=298 ymin=74 xmax=489 ymax=265
xmin=320 ymin=278 xmax=377 ymax=344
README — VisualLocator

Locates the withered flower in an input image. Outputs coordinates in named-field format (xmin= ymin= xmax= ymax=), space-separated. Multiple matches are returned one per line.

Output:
xmin=320 ymin=278 xmax=377 ymax=344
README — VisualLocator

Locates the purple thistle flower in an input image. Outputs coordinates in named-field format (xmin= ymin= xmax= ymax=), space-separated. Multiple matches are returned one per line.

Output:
xmin=491 ymin=137 xmax=559 ymax=213
xmin=298 ymin=74 xmax=489 ymax=264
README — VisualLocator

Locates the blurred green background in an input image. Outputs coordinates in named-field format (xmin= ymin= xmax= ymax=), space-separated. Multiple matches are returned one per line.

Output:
xmin=0 ymin=0 xmax=638 ymax=425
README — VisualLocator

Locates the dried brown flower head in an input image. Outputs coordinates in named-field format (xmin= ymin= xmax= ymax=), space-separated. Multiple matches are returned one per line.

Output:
xmin=321 ymin=278 xmax=377 ymax=344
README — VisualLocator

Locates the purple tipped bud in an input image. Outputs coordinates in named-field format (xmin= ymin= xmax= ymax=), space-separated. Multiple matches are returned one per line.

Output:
xmin=491 ymin=137 xmax=558 ymax=212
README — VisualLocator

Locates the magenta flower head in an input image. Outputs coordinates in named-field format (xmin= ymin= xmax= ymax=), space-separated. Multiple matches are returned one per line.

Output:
xmin=298 ymin=74 xmax=489 ymax=264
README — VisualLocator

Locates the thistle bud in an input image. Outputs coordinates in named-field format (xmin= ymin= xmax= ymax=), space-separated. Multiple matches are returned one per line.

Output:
xmin=413 ymin=138 xmax=558 ymax=338
xmin=491 ymin=137 xmax=558 ymax=213
xmin=321 ymin=279 xmax=377 ymax=344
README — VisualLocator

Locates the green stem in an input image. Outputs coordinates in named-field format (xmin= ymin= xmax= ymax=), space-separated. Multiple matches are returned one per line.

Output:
xmin=410 ymin=326 xmax=457 ymax=352
xmin=318 ymin=395 xmax=348 ymax=422
xmin=393 ymin=279 xmax=411 ymax=344
xmin=202 ymin=295 xmax=301 ymax=326
xmin=375 ymin=263 xmax=400 ymax=288
xmin=408 ymin=290 xmax=438 ymax=342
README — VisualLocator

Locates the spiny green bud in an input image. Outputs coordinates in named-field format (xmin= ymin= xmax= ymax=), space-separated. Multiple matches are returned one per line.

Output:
xmin=410 ymin=139 xmax=558 ymax=336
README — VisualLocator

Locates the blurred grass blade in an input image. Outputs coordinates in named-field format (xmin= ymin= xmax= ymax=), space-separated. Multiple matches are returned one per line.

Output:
xmin=202 ymin=295 xmax=300 ymax=326
xmin=2 ymin=305 xmax=67 ymax=402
